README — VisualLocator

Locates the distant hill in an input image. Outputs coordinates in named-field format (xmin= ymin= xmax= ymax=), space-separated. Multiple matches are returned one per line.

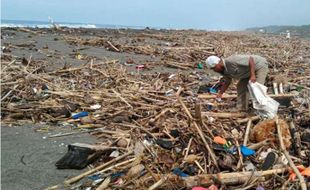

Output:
xmin=246 ymin=25 xmax=310 ymax=39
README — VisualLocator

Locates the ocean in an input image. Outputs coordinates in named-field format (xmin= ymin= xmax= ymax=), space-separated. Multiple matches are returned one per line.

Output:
xmin=0 ymin=19 xmax=147 ymax=29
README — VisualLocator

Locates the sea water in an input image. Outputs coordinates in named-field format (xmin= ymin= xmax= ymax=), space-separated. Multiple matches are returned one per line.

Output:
xmin=1 ymin=19 xmax=147 ymax=29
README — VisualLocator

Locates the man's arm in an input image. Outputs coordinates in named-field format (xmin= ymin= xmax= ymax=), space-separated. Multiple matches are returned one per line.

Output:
xmin=216 ymin=77 xmax=232 ymax=98
xmin=249 ymin=56 xmax=256 ymax=82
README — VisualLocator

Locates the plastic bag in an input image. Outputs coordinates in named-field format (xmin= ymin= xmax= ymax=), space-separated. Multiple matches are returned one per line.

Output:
xmin=247 ymin=81 xmax=279 ymax=119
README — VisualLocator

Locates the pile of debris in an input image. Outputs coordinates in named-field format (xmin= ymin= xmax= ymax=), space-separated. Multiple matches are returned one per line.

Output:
xmin=1 ymin=28 xmax=310 ymax=190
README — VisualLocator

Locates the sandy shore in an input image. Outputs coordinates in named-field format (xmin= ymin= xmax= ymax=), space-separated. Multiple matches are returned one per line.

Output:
xmin=1 ymin=27 xmax=309 ymax=189
xmin=1 ymin=125 xmax=97 ymax=190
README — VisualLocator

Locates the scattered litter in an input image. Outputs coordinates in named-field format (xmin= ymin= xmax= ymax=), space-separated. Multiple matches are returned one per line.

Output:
xmin=240 ymin=145 xmax=255 ymax=157
xmin=72 ymin=111 xmax=89 ymax=119
xmin=2 ymin=27 xmax=309 ymax=190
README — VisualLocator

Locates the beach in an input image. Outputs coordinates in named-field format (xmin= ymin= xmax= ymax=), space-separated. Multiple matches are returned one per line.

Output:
xmin=1 ymin=27 xmax=310 ymax=189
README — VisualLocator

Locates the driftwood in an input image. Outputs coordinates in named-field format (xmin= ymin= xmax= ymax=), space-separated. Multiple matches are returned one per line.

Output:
xmin=167 ymin=168 xmax=288 ymax=187
xmin=3 ymin=27 xmax=310 ymax=190
xmin=177 ymin=89 xmax=219 ymax=170
xmin=243 ymin=119 xmax=252 ymax=146
xmin=289 ymin=121 xmax=302 ymax=157
xmin=107 ymin=41 xmax=120 ymax=52
xmin=202 ymin=112 xmax=246 ymax=118
xmin=275 ymin=117 xmax=307 ymax=190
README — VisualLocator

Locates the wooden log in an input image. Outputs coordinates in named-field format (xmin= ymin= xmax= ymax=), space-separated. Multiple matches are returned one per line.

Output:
xmin=202 ymin=112 xmax=246 ymax=118
xmin=167 ymin=168 xmax=287 ymax=187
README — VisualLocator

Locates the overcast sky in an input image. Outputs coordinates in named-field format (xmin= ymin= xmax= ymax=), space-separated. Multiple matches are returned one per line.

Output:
xmin=2 ymin=0 xmax=310 ymax=30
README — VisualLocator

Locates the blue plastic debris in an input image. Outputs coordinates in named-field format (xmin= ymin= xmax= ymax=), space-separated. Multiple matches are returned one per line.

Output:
xmin=111 ymin=172 xmax=125 ymax=180
xmin=227 ymin=145 xmax=238 ymax=154
xmin=172 ymin=168 xmax=189 ymax=177
xmin=240 ymin=145 xmax=255 ymax=157
xmin=88 ymin=174 xmax=101 ymax=180
xmin=209 ymin=87 xmax=218 ymax=94
xmin=72 ymin=111 xmax=88 ymax=119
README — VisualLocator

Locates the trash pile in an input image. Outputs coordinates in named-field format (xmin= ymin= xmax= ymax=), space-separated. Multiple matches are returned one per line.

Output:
xmin=1 ymin=28 xmax=310 ymax=190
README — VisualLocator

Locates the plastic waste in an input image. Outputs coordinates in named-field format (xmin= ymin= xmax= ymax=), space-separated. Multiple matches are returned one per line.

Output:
xmin=256 ymin=186 xmax=265 ymax=190
xmin=183 ymin=164 xmax=198 ymax=175
xmin=209 ymin=88 xmax=217 ymax=94
xmin=72 ymin=111 xmax=89 ymax=119
xmin=111 ymin=172 xmax=125 ymax=180
xmin=206 ymin=103 xmax=213 ymax=110
xmin=197 ymin=63 xmax=204 ymax=69
xmin=90 ymin=104 xmax=101 ymax=110
xmin=289 ymin=165 xmax=310 ymax=181
xmin=247 ymin=81 xmax=279 ymax=119
xmin=110 ymin=150 xmax=120 ymax=158
xmin=170 ymin=129 xmax=180 ymax=138
xmin=156 ymin=139 xmax=173 ymax=150
xmin=240 ymin=145 xmax=255 ymax=157
xmin=172 ymin=168 xmax=189 ymax=177
xmin=214 ymin=136 xmax=227 ymax=145
xmin=55 ymin=143 xmax=97 ymax=169
xmin=88 ymin=174 xmax=101 ymax=180
xmin=261 ymin=152 xmax=277 ymax=170
xmin=244 ymin=160 xmax=256 ymax=171
xmin=215 ymin=97 xmax=222 ymax=102
xmin=136 ymin=65 xmax=144 ymax=70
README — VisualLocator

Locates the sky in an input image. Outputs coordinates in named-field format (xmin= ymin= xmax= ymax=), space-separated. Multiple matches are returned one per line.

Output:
xmin=1 ymin=0 xmax=310 ymax=30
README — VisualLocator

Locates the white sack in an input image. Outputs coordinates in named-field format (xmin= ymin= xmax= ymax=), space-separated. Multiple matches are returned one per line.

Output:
xmin=247 ymin=81 xmax=279 ymax=119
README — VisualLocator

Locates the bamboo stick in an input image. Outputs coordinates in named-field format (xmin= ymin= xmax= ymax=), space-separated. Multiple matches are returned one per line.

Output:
xmin=177 ymin=90 xmax=219 ymax=170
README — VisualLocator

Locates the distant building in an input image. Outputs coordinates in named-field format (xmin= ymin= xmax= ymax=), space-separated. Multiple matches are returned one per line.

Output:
xmin=259 ymin=29 xmax=265 ymax=33
xmin=286 ymin=30 xmax=290 ymax=39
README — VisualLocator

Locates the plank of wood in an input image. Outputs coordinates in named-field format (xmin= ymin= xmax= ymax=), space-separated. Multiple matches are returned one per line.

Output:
xmin=202 ymin=112 xmax=246 ymax=118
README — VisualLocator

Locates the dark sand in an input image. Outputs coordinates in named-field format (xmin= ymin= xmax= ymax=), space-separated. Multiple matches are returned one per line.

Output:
xmin=1 ymin=125 xmax=97 ymax=190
